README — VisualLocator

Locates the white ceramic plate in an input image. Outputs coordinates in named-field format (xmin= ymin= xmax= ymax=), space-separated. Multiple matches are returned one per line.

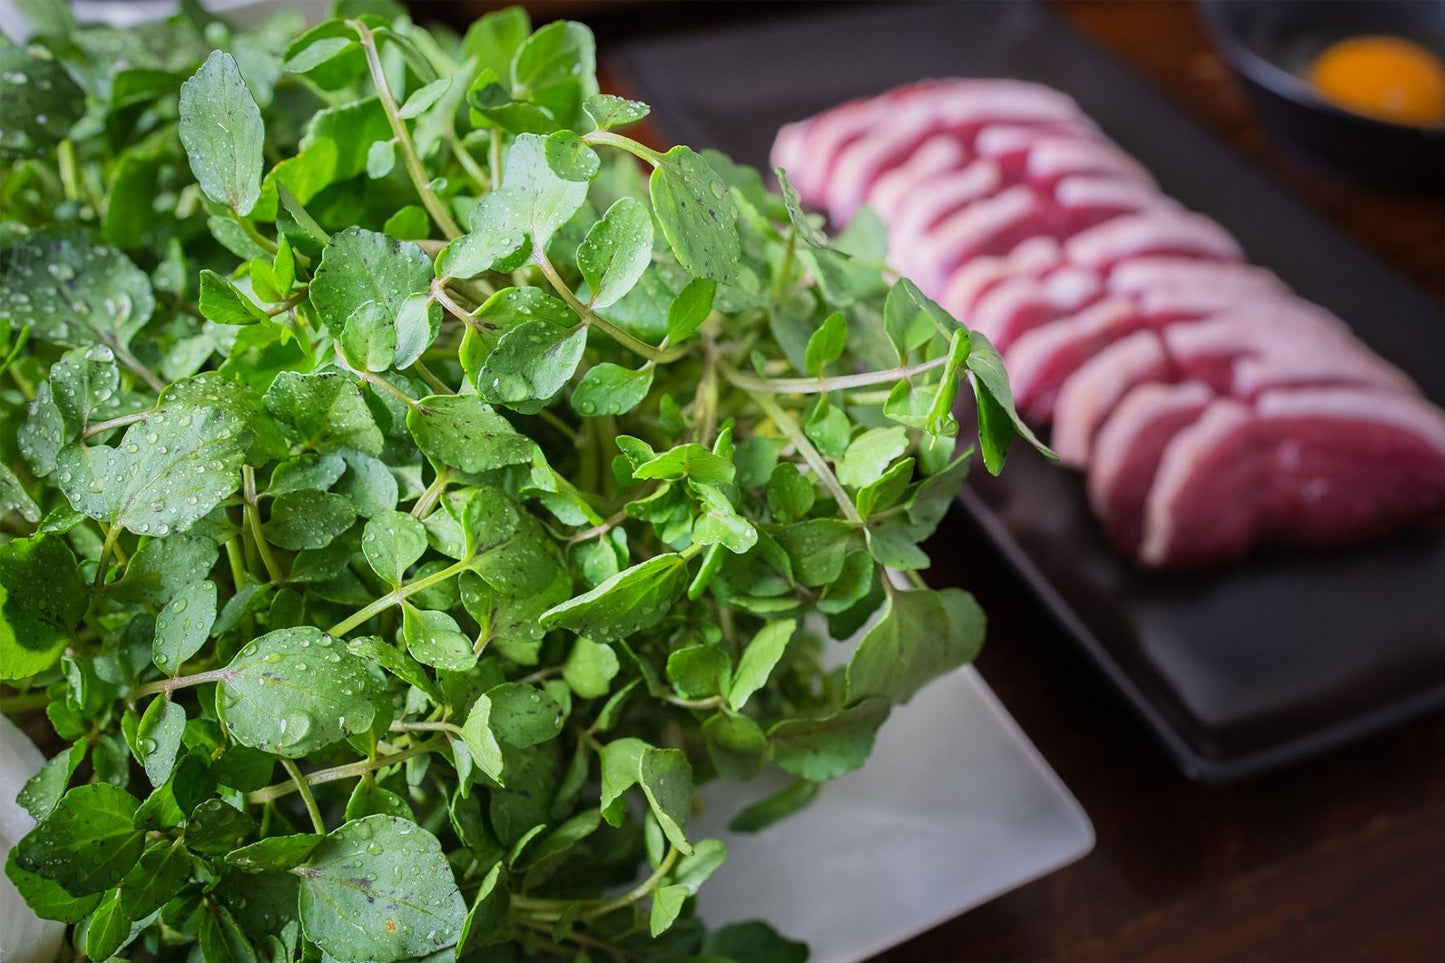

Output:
xmin=692 ymin=664 xmax=1093 ymax=963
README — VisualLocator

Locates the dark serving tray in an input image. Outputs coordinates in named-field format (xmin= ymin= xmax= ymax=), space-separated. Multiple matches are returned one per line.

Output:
xmin=609 ymin=0 xmax=1445 ymax=781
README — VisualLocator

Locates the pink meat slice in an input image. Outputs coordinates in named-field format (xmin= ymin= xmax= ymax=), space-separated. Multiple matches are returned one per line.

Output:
xmin=1053 ymin=330 xmax=1172 ymax=466
xmin=1108 ymin=258 xmax=1287 ymax=301
xmin=1088 ymin=381 xmax=1216 ymax=554
xmin=939 ymin=236 xmax=1062 ymax=323
xmin=969 ymin=264 xmax=1102 ymax=348
xmin=1067 ymin=210 xmax=1242 ymax=273
xmin=1050 ymin=303 xmax=1406 ymax=466
xmin=1139 ymin=388 xmax=1445 ymax=567
xmin=1005 ymin=287 xmax=1332 ymax=423
xmin=1050 ymin=175 xmax=1179 ymax=235
xmin=889 ymin=159 xmax=1004 ymax=265
xmin=773 ymin=79 xmax=1087 ymax=208
xmin=909 ymin=184 xmax=1041 ymax=296
xmin=866 ymin=134 xmax=968 ymax=220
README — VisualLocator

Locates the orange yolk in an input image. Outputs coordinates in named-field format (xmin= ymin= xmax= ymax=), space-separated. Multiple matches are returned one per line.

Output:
xmin=1308 ymin=35 xmax=1445 ymax=128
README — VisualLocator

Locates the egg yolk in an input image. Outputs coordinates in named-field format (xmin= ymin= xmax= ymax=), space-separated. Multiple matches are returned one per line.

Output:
xmin=1308 ymin=35 xmax=1445 ymax=128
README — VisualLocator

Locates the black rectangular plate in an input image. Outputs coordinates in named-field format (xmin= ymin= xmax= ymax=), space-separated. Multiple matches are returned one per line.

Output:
xmin=609 ymin=0 xmax=1445 ymax=781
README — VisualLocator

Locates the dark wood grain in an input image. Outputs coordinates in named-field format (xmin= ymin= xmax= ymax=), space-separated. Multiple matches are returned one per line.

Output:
xmin=436 ymin=1 xmax=1445 ymax=958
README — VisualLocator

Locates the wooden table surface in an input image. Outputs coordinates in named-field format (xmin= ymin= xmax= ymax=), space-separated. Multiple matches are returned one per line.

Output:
xmin=445 ymin=1 xmax=1445 ymax=959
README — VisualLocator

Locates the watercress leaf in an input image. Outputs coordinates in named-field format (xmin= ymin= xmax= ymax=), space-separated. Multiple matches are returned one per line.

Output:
xmin=804 ymin=395 xmax=851 ymax=459
xmin=544 ymin=129 xmax=600 ymax=182
xmin=264 ymin=490 xmax=356 ymax=550
xmin=406 ymin=394 xmax=540 ymax=474
xmin=638 ymin=745 xmax=693 ymax=855
xmin=398 ymin=77 xmax=451 ymax=119
xmin=310 ymin=228 xmax=434 ymax=339
xmin=703 ymin=920 xmax=810 ymax=963
xmin=382 ymin=205 xmax=429 ymax=240
xmin=966 ymin=330 xmax=1054 ymax=473
xmin=17 ymin=743 xmax=86 ymax=823
xmin=0 ymin=233 xmax=154 ymax=349
xmin=296 ymin=816 xmax=466 ymax=963
xmin=484 ymin=682 xmax=565 ymax=747
xmin=846 ymin=587 xmax=985 ymax=706
xmin=345 ymin=776 xmax=414 ymax=821
xmin=56 ymin=404 xmax=248 ymax=538
xmin=225 ymin=834 xmax=323 ymax=873
xmin=214 ymin=626 xmax=380 ymax=757
xmin=362 ymin=511 xmax=428 ymax=586
xmin=650 ymin=883 xmax=688 ymax=937
xmin=883 ymin=278 xmax=952 ymax=361
xmin=561 ymin=637 xmax=619 ymax=699
xmin=186 ymin=798 xmax=257 ymax=853
xmin=570 ymin=362 xmax=652 ymax=417
xmin=15 ymin=783 xmax=144 ymax=895
xmin=541 ymin=554 xmax=689 ymax=643
xmin=402 ymin=606 xmax=476 ymax=672
xmin=503 ymin=133 xmax=590 ymax=250
xmin=650 ymin=146 xmax=740 ymax=283
xmin=179 ymin=51 xmax=265 ymax=216
xmin=864 ymin=515 xmax=931 ymax=570
xmin=804 ymin=311 xmax=847 ymax=377
xmin=463 ymin=6 xmax=531 ymax=77
xmin=765 ymin=463 xmax=815 ymax=523
xmin=583 ymin=93 xmax=650 ymax=131
xmin=666 ymin=276 xmax=717 ymax=345
xmin=264 ymin=370 xmax=385 ymax=456
xmin=477 ymin=320 xmax=587 ymax=413
xmin=366 ymin=138 xmax=396 ymax=179
xmin=0 ymin=534 xmax=87 ymax=681
xmin=773 ymin=166 xmax=831 ymax=249
xmin=728 ymin=618 xmax=796 ymax=711
xmin=84 ymin=888 xmax=132 ymax=960
xmin=836 ymin=426 xmax=908 ymax=489
xmin=456 ymin=861 xmax=509 ymax=952
xmin=773 ymin=519 xmax=854 ymax=587
xmin=768 ymin=698 xmax=889 ymax=781
xmin=437 ymin=190 xmax=528 ymax=280
xmin=135 ymin=697 xmax=186 ymax=786
xmin=510 ymin=21 xmax=597 ymax=128
xmin=672 ymin=837 xmax=728 ymax=897
xmin=632 ymin=444 xmax=734 ymax=485
xmin=460 ymin=694 xmax=506 ymax=783
xmin=120 ymin=840 xmax=192 ymax=918
xmin=666 ymin=645 xmax=730 ymax=700
xmin=0 ymin=47 xmax=86 ymax=158
xmin=579 ymin=196 xmax=653 ymax=309
xmin=198 ymin=269 xmax=267 ymax=325
xmin=855 ymin=456 xmax=914 ymax=521
xmin=112 ymin=533 xmax=217 ymax=607
xmin=907 ymin=454 xmax=970 ymax=537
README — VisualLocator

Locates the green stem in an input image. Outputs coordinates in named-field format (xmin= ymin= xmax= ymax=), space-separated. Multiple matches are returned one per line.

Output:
xmin=489 ymin=128 xmax=502 ymax=191
xmin=772 ymin=227 xmax=798 ymax=304
xmin=390 ymin=720 xmax=463 ymax=737
xmin=282 ymin=758 xmax=327 ymax=834
xmin=410 ymin=468 xmax=452 ymax=520
xmin=433 ymin=281 xmax=491 ymax=334
xmin=243 ymin=466 xmax=285 ymax=583
xmin=351 ymin=20 xmax=462 ymax=240
xmin=247 ymin=739 xmax=443 ymax=804
xmin=82 ymin=410 xmax=149 ymax=439
xmin=328 ymin=556 xmax=475 ymax=636
xmin=93 ymin=525 xmax=119 ymax=591
xmin=132 ymin=667 xmax=232 ymax=700
xmin=582 ymin=129 xmax=664 ymax=166
xmin=238 ymin=217 xmax=279 ymax=256
xmin=742 ymin=383 xmax=861 ymax=523
xmin=724 ymin=355 xmax=950 ymax=395
xmin=264 ymin=292 xmax=305 ymax=317
xmin=104 ymin=336 xmax=166 ymax=394
xmin=412 ymin=360 xmax=453 ymax=396
xmin=534 ymin=250 xmax=684 ymax=363
xmin=446 ymin=129 xmax=489 ymax=191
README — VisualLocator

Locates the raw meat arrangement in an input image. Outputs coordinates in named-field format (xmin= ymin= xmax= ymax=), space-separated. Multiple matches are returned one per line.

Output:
xmin=772 ymin=79 xmax=1445 ymax=568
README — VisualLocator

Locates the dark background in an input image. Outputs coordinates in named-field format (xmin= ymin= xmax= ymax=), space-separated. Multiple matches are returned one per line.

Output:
xmin=420 ymin=2 xmax=1445 ymax=959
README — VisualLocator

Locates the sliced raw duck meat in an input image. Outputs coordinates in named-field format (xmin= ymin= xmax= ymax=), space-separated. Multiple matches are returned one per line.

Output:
xmin=889 ymin=160 xmax=1003 ymax=269
xmin=1139 ymin=388 xmax=1445 ymax=567
xmin=909 ymin=185 xmax=1042 ymax=296
xmin=773 ymin=79 xmax=1445 ymax=567
xmin=968 ymin=264 xmax=1102 ymax=348
xmin=1053 ymin=331 xmax=1172 ymax=466
xmin=1089 ymin=381 xmax=1216 ymax=554
xmin=1066 ymin=210 xmax=1242 ymax=273
xmin=867 ymin=134 xmax=967 ymax=220
xmin=941 ymin=236 xmax=1063 ymax=324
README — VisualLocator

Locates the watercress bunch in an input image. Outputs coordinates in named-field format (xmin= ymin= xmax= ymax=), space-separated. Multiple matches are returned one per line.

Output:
xmin=0 ymin=2 xmax=1043 ymax=960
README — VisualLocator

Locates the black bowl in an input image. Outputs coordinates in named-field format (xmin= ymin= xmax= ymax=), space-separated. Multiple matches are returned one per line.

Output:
xmin=1197 ymin=0 xmax=1445 ymax=192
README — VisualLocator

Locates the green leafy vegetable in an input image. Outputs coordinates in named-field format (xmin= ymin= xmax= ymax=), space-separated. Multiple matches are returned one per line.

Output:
xmin=0 ymin=6 xmax=1041 ymax=959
